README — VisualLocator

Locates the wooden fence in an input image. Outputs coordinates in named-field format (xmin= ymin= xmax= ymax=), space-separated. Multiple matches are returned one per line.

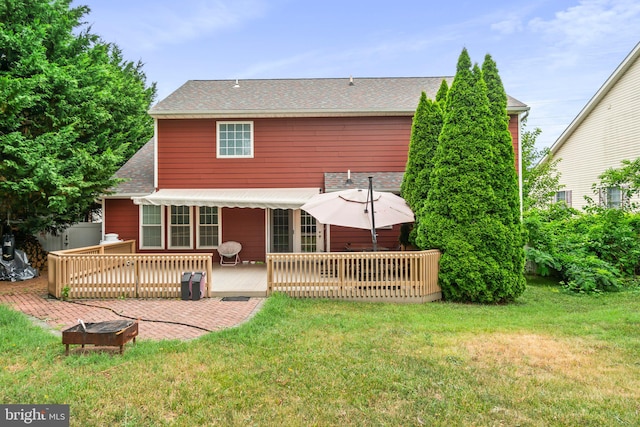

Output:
xmin=48 ymin=241 xmax=213 ymax=299
xmin=267 ymin=250 xmax=441 ymax=303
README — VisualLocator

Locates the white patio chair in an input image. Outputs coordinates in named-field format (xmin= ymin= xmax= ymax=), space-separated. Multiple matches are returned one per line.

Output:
xmin=217 ymin=241 xmax=242 ymax=266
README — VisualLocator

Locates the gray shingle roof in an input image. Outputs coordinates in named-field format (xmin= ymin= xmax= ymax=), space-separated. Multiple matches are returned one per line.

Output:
xmin=324 ymin=172 xmax=405 ymax=193
xmin=150 ymin=77 xmax=528 ymax=117
xmin=106 ymin=137 xmax=155 ymax=196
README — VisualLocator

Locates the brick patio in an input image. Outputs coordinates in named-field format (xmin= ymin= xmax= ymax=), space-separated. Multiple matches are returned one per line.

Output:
xmin=0 ymin=275 xmax=265 ymax=342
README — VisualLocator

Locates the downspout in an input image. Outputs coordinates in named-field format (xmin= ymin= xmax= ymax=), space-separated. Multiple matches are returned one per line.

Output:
xmin=101 ymin=199 xmax=105 ymax=241
xmin=518 ymin=110 xmax=529 ymax=219
xmin=153 ymin=118 xmax=159 ymax=190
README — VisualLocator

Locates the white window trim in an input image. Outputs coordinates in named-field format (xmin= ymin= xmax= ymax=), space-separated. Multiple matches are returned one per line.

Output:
xmin=169 ymin=206 xmax=194 ymax=250
xmin=265 ymin=209 xmax=323 ymax=253
xmin=216 ymin=121 xmax=254 ymax=158
xmin=139 ymin=205 xmax=165 ymax=250
xmin=196 ymin=206 xmax=222 ymax=249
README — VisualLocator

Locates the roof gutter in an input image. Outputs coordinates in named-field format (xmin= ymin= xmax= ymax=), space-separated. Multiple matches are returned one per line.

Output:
xmin=149 ymin=106 xmax=529 ymax=120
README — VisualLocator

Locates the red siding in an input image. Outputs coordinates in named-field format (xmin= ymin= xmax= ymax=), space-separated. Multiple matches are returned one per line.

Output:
xmin=157 ymin=115 xmax=521 ymax=189
xmin=104 ymin=199 xmax=139 ymax=243
xmin=329 ymin=225 xmax=401 ymax=252
xmin=220 ymin=208 xmax=266 ymax=262
xmin=157 ymin=117 xmax=413 ymax=189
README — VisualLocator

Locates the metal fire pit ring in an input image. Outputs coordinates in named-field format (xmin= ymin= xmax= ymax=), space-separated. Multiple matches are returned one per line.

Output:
xmin=62 ymin=319 xmax=138 ymax=355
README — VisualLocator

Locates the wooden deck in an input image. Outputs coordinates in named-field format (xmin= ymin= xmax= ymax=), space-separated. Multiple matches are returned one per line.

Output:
xmin=47 ymin=241 xmax=440 ymax=302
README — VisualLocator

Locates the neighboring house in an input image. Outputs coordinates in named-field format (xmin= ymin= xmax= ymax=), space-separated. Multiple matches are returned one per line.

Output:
xmin=549 ymin=42 xmax=640 ymax=210
xmin=101 ymin=77 xmax=528 ymax=262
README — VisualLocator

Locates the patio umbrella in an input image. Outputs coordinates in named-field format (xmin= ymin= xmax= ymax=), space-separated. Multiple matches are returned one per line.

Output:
xmin=301 ymin=177 xmax=414 ymax=250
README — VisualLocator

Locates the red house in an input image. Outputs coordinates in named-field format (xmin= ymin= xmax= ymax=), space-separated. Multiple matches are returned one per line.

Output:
xmin=101 ymin=77 xmax=528 ymax=262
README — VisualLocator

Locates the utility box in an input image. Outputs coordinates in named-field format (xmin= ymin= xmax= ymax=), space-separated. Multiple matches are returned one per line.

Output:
xmin=180 ymin=272 xmax=192 ymax=300
xmin=180 ymin=272 xmax=206 ymax=300
xmin=191 ymin=272 xmax=206 ymax=300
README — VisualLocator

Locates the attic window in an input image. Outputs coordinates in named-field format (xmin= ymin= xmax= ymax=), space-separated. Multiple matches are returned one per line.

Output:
xmin=217 ymin=121 xmax=254 ymax=158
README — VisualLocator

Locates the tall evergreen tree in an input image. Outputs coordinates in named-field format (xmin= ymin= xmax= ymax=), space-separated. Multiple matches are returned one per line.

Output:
xmin=482 ymin=54 xmax=520 ymax=219
xmin=0 ymin=0 xmax=155 ymax=233
xmin=435 ymin=79 xmax=449 ymax=106
xmin=416 ymin=48 xmax=524 ymax=303
xmin=401 ymin=91 xmax=444 ymax=246
xmin=401 ymin=92 xmax=443 ymax=211
xmin=481 ymin=54 xmax=526 ymax=299
xmin=401 ymin=92 xmax=429 ymax=209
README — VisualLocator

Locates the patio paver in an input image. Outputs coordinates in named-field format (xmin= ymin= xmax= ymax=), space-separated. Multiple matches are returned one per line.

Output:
xmin=0 ymin=275 xmax=265 ymax=342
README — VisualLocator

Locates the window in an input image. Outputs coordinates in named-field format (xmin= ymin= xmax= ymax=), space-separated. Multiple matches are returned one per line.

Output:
xmin=140 ymin=205 xmax=164 ymax=249
xmin=271 ymin=209 xmax=291 ymax=253
xmin=555 ymin=190 xmax=572 ymax=207
xmin=606 ymin=187 xmax=622 ymax=208
xmin=169 ymin=206 xmax=192 ymax=249
xmin=197 ymin=206 xmax=220 ymax=248
xmin=300 ymin=211 xmax=317 ymax=252
xmin=217 ymin=121 xmax=253 ymax=158
xmin=599 ymin=186 xmax=625 ymax=209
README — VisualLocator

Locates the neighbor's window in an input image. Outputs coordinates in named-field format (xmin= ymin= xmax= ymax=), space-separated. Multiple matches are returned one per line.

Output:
xmin=606 ymin=187 xmax=623 ymax=208
xmin=140 ymin=205 xmax=163 ymax=249
xmin=197 ymin=206 xmax=220 ymax=248
xmin=169 ymin=206 xmax=192 ymax=249
xmin=555 ymin=190 xmax=572 ymax=207
xmin=217 ymin=121 xmax=254 ymax=158
xmin=598 ymin=186 xmax=626 ymax=209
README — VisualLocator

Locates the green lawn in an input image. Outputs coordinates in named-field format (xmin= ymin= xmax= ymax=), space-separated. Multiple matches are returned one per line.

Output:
xmin=1 ymin=277 xmax=639 ymax=426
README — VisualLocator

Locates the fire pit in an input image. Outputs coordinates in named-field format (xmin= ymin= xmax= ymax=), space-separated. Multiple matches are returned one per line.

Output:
xmin=62 ymin=319 xmax=138 ymax=355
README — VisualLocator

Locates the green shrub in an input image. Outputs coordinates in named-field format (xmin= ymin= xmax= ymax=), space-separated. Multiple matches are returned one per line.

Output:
xmin=524 ymin=206 xmax=640 ymax=294
xmin=562 ymin=255 xmax=621 ymax=294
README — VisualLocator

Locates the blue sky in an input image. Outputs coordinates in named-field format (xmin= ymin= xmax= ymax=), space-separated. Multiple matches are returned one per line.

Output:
xmin=73 ymin=0 xmax=639 ymax=148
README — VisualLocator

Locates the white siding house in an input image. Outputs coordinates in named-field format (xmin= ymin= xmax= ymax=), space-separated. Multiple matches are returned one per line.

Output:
xmin=549 ymin=42 xmax=640 ymax=210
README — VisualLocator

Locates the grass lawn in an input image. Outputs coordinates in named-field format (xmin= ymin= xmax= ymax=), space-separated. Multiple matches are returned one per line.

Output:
xmin=1 ymin=277 xmax=639 ymax=426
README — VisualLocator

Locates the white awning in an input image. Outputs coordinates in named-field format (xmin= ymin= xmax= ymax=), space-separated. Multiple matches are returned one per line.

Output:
xmin=132 ymin=188 xmax=321 ymax=209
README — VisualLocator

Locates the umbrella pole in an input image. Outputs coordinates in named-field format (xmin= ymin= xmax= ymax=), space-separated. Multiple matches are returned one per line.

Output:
xmin=368 ymin=176 xmax=377 ymax=251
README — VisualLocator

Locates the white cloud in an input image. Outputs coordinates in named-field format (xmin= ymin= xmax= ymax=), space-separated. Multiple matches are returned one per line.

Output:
xmin=491 ymin=16 xmax=524 ymax=35
xmin=237 ymin=51 xmax=322 ymax=78
xmin=528 ymin=0 xmax=640 ymax=47
xmin=97 ymin=0 xmax=269 ymax=52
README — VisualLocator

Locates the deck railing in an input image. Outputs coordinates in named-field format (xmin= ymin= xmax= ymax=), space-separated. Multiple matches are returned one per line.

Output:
xmin=47 ymin=241 xmax=213 ymax=299
xmin=267 ymin=250 xmax=441 ymax=303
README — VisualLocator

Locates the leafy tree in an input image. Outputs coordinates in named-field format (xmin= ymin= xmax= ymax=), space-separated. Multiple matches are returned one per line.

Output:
xmin=0 ymin=0 xmax=155 ymax=234
xmin=586 ymin=157 xmax=640 ymax=211
xmin=416 ymin=48 xmax=525 ymax=303
xmin=521 ymin=124 xmax=562 ymax=211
